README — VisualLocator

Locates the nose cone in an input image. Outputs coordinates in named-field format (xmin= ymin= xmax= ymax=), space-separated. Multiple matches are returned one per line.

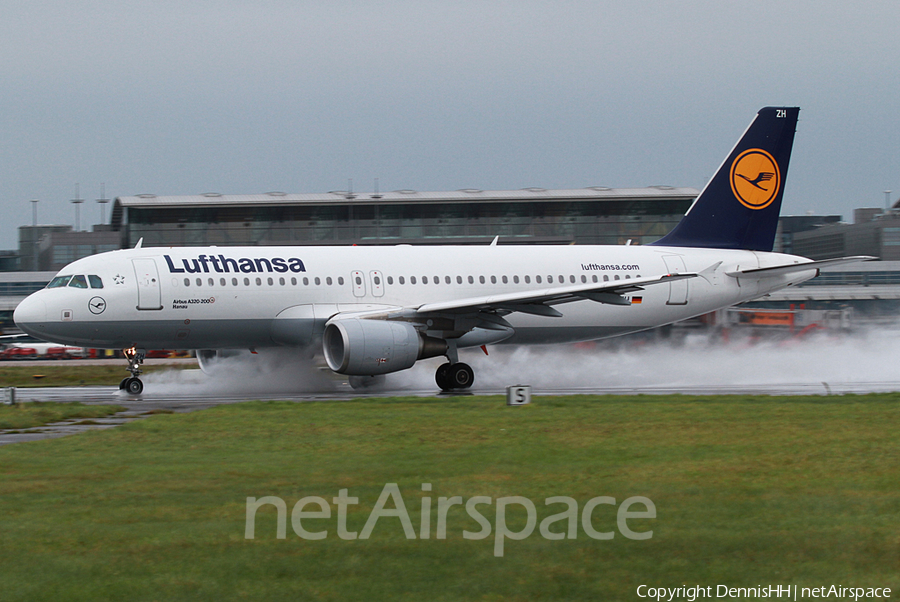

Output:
xmin=14 ymin=294 xmax=47 ymax=337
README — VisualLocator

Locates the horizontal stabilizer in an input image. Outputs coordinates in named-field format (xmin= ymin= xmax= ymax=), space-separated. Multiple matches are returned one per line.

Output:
xmin=726 ymin=256 xmax=876 ymax=278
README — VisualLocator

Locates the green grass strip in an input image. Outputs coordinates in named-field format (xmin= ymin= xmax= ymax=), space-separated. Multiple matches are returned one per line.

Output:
xmin=0 ymin=363 xmax=195 ymax=388
xmin=0 ymin=394 xmax=897 ymax=601
xmin=0 ymin=402 xmax=126 ymax=430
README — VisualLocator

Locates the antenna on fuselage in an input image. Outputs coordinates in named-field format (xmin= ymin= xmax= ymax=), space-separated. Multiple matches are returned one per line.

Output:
xmin=134 ymin=238 xmax=143 ymax=249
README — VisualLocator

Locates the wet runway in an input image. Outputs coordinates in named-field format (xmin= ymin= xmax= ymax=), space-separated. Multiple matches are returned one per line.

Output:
xmin=4 ymin=334 xmax=900 ymax=444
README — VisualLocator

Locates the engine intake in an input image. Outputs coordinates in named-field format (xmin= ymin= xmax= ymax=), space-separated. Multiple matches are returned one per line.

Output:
xmin=323 ymin=319 xmax=447 ymax=376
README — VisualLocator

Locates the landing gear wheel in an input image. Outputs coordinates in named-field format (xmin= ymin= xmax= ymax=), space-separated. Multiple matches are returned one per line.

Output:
xmin=436 ymin=362 xmax=474 ymax=391
xmin=121 ymin=347 xmax=147 ymax=395
xmin=124 ymin=377 xmax=144 ymax=395
xmin=448 ymin=363 xmax=474 ymax=389
xmin=435 ymin=363 xmax=452 ymax=390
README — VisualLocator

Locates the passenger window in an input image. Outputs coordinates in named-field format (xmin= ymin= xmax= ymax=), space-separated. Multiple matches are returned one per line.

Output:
xmin=536 ymin=275 xmax=542 ymax=284
xmin=338 ymin=277 xmax=345 ymax=285
xmin=220 ymin=278 xmax=226 ymax=286
xmin=569 ymin=275 xmax=576 ymax=283
xmin=326 ymin=277 xmax=332 ymax=285
xmin=209 ymin=278 xmax=215 ymax=286
xmin=434 ymin=276 xmax=439 ymax=284
xmin=303 ymin=277 xmax=309 ymax=285
xmin=468 ymin=276 xmax=474 ymax=284
xmin=422 ymin=276 xmax=428 ymax=285
xmin=279 ymin=277 xmax=285 ymax=285
xmin=445 ymin=276 xmax=451 ymax=284
xmin=232 ymin=278 xmax=238 ymax=286
xmin=513 ymin=276 xmax=519 ymax=284
xmin=592 ymin=275 xmax=598 ymax=283
xmin=268 ymin=277 xmax=274 ymax=285
xmin=547 ymin=275 xmax=553 ymax=284
xmin=614 ymin=275 xmax=620 ymax=281
xmin=48 ymin=275 xmax=72 ymax=288
xmin=491 ymin=276 xmax=497 ymax=284
xmin=603 ymin=275 xmax=609 ymax=282
xmin=291 ymin=277 xmax=297 ymax=285
xmin=502 ymin=276 xmax=508 ymax=284
xmin=314 ymin=277 xmax=321 ymax=285
xmin=88 ymin=275 xmax=103 ymax=288
xmin=184 ymin=278 xmax=191 ymax=287
xmin=399 ymin=276 xmax=405 ymax=285
xmin=387 ymin=276 xmax=393 ymax=285
xmin=581 ymin=275 xmax=587 ymax=283
xmin=68 ymin=275 xmax=88 ymax=288
xmin=411 ymin=276 xmax=417 ymax=284
xmin=524 ymin=275 xmax=531 ymax=284
xmin=479 ymin=276 xmax=485 ymax=284
xmin=456 ymin=276 xmax=462 ymax=284
xmin=244 ymin=277 xmax=250 ymax=286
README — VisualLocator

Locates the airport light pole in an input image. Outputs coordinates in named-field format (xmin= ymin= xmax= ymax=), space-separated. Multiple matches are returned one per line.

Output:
xmin=97 ymin=183 xmax=110 ymax=225
xmin=71 ymin=183 xmax=84 ymax=232
xmin=29 ymin=199 xmax=38 ymax=271
xmin=885 ymin=190 xmax=892 ymax=214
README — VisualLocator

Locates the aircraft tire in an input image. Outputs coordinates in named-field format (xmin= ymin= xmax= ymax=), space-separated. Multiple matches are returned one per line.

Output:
xmin=448 ymin=363 xmax=474 ymax=390
xmin=125 ymin=377 xmax=144 ymax=395
xmin=435 ymin=363 xmax=452 ymax=391
xmin=119 ymin=377 xmax=129 ymax=390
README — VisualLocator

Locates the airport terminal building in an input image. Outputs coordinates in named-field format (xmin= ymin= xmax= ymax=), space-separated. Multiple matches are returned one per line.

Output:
xmin=110 ymin=187 xmax=698 ymax=249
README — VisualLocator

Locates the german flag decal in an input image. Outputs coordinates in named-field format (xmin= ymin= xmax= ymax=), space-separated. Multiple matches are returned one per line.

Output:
xmin=631 ymin=296 xmax=643 ymax=305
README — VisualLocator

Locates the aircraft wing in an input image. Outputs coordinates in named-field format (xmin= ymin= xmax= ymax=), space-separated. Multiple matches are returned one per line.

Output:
xmin=412 ymin=272 xmax=697 ymax=317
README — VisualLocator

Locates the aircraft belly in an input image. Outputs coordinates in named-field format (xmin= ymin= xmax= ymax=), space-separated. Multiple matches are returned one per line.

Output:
xmin=22 ymin=318 xmax=276 ymax=349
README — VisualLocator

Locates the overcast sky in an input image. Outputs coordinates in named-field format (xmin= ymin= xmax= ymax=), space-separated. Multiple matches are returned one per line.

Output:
xmin=2 ymin=0 xmax=898 ymax=250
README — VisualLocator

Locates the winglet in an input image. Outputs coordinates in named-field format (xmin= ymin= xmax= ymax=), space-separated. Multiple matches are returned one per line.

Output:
xmin=651 ymin=107 xmax=800 ymax=252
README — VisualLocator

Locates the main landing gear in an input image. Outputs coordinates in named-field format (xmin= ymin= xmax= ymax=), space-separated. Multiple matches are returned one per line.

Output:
xmin=434 ymin=340 xmax=474 ymax=392
xmin=435 ymin=362 xmax=474 ymax=391
xmin=119 ymin=347 xmax=146 ymax=395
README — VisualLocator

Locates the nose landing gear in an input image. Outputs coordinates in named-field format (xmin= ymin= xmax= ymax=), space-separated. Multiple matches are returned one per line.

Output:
xmin=120 ymin=347 xmax=146 ymax=395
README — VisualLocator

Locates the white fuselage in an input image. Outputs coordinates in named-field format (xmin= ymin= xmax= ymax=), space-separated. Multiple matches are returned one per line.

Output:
xmin=13 ymin=244 xmax=815 ymax=351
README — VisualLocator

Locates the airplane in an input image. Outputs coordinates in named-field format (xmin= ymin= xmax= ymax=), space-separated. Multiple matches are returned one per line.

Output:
xmin=13 ymin=107 xmax=871 ymax=394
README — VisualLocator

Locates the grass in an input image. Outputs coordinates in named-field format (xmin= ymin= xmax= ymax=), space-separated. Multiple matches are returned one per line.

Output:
xmin=0 ymin=402 xmax=126 ymax=430
xmin=0 ymin=394 xmax=897 ymax=601
xmin=0 ymin=362 xmax=196 ymax=388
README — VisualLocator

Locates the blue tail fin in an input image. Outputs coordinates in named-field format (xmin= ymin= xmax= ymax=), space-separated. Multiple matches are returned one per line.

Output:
xmin=650 ymin=107 xmax=799 ymax=251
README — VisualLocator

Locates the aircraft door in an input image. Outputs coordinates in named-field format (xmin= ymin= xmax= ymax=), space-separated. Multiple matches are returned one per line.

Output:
xmin=132 ymin=258 xmax=163 ymax=310
xmin=351 ymin=271 xmax=366 ymax=297
xmin=370 ymin=270 xmax=384 ymax=297
xmin=662 ymin=255 xmax=688 ymax=305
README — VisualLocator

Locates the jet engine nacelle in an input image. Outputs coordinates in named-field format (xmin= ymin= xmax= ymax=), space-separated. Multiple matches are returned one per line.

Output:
xmin=323 ymin=319 xmax=447 ymax=376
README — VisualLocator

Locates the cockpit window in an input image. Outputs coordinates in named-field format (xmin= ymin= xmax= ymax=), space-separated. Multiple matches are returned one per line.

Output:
xmin=68 ymin=275 xmax=88 ymax=289
xmin=88 ymin=275 xmax=103 ymax=289
xmin=47 ymin=275 xmax=72 ymax=288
